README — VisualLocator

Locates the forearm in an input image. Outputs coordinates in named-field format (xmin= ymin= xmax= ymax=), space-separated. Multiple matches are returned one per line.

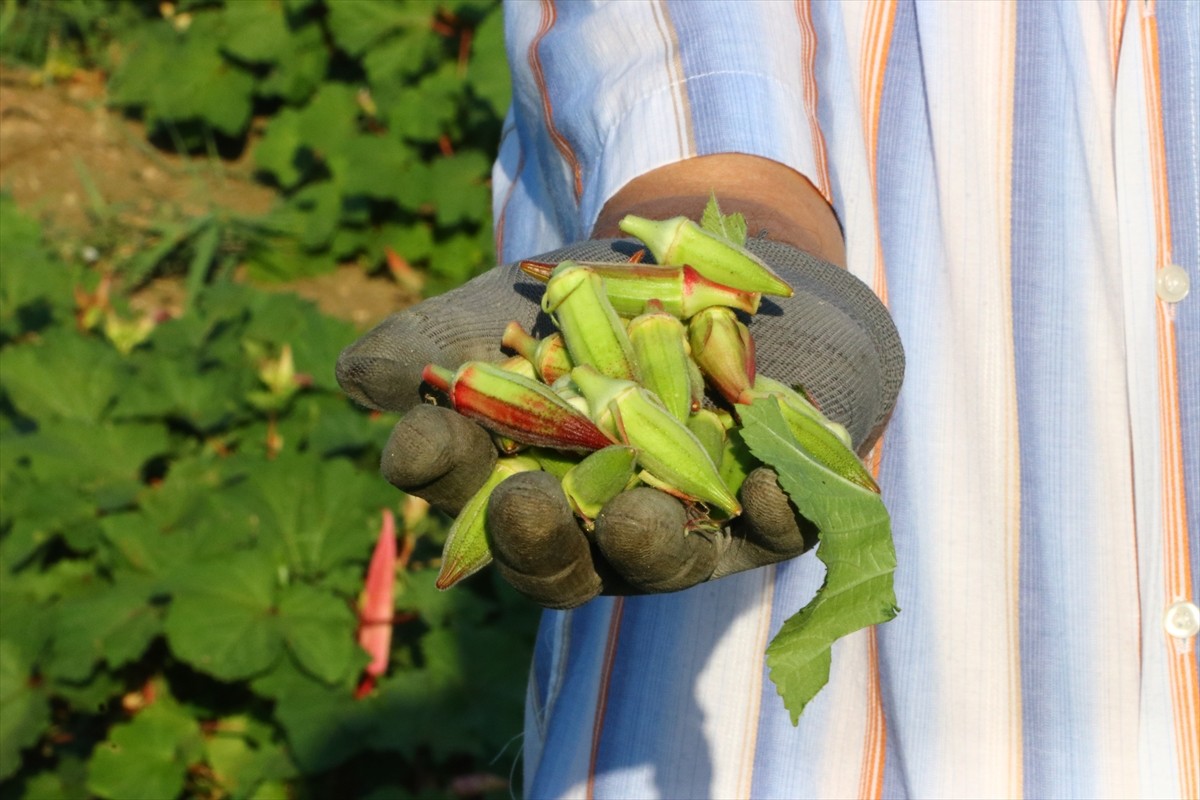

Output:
xmin=591 ymin=154 xmax=846 ymax=268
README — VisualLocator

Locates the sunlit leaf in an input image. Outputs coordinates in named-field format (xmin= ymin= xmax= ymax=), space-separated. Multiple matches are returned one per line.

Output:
xmin=738 ymin=399 xmax=898 ymax=722
xmin=326 ymin=1 xmax=428 ymax=56
xmin=0 ymin=330 xmax=122 ymax=423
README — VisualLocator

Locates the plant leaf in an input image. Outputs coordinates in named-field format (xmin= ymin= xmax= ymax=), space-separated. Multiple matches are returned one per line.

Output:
xmin=210 ymin=454 xmax=393 ymax=579
xmin=1 ymin=330 xmax=122 ymax=423
xmin=278 ymin=583 xmax=361 ymax=686
xmin=86 ymin=692 xmax=204 ymax=800
xmin=164 ymin=550 xmax=284 ymax=681
xmin=699 ymin=192 xmax=748 ymax=246
xmin=326 ymin=1 xmax=428 ymax=56
xmin=46 ymin=574 xmax=163 ymax=681
xmin=0 ymin=640 xmax=50 ymax=782
xmin=738 ymin=398 xmax=898 ymax=723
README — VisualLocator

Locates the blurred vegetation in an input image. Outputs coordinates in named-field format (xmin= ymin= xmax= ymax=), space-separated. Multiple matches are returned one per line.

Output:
xmin=1 ymin=0 xmax=508 ymax=294
xmin=0 ymin=2 xmax=540 ymax=799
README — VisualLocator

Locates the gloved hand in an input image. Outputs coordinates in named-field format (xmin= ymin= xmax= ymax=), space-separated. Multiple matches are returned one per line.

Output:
xmin=336 ymin=238 xmax=903 ymax=608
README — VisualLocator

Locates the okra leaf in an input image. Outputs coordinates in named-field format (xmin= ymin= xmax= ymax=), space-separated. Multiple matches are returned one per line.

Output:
xmin=738 ymin=399 xmax=898 ymax=723
xmin=0 ymin=639 xmax=50 ymax=782
xmin=700 ymin=192 xmax=748 ymax=247
xmin=164 ymin=550 xmax=284 ymax=681
xmin=46 ymin=574 xmax=163 ymax=681
xmin=85 ymin=691 xmax=204 ymax=800
xmin=277 ymin=583 xmax=362 ymax=686
xmin=1 ymin=330 xmax=122 ymax=424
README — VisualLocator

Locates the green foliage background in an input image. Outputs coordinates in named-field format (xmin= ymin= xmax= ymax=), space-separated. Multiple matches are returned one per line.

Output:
xmin=0 ymin=1 xmax=539 ymax=798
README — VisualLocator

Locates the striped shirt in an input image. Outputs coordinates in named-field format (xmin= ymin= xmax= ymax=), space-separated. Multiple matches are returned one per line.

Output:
xmin=490 ymin=2 xmax=1199 ymax=797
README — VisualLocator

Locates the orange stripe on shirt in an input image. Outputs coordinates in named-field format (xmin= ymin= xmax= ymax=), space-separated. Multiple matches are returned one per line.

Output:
xmin=586 ymin=598 xmax=625 ymax=800
xmin=794 ymin=0 xmax=832 ymax=203
xmin=1139 ymin=7 xmax=1200 ymax=796
xmin=1109 ymin=0 xmax=1128 ymax=81
xmin=528 ymin=0 xmax=583 ymax=203
xmin=856 ymin=4 xmax=897 ymax=798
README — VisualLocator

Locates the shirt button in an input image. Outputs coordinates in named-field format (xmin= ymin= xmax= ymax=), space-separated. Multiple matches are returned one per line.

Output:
xmin=1164 ymin=601 xmax=1200 ymax=639
xmin=1156 ymin=263 xmax=1190 ymax=303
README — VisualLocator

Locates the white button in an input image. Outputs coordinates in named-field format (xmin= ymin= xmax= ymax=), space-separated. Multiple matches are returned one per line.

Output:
xmin=1164 ymin=601 xmax=1200 ymax=639
xmin=1156 ymin=263 xmax=1190 ymax=303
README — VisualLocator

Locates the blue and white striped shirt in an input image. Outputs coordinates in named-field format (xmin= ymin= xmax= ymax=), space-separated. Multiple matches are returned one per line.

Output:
xmin=491 ymin=2 xmax=1199 ymax=797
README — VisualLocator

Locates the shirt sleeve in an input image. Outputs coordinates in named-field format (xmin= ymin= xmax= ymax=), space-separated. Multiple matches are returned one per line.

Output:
xmin=494 ymin=0 xmax=824 ymax=256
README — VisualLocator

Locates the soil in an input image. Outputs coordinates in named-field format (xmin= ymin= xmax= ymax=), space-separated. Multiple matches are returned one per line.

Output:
xmin=0 ymin=66 xmax=412 ymax=329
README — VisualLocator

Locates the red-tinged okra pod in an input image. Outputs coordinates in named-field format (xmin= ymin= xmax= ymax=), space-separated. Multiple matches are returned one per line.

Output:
xmin=688 ymin=307 xmax=757 ymax=406
xmin=423 ymin=361 xmax=614 ymax=452
xmin=617 ymin=214 xmax=794 ymax=297
xmin=520 ymin=259 xmax=760 ymax=319
xmin=502 ymin=321 xmax=573 ymax=384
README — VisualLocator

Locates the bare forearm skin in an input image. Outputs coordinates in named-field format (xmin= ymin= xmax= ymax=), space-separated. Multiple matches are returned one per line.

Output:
xmin=591 ymin=154 xmax=846 ymax=268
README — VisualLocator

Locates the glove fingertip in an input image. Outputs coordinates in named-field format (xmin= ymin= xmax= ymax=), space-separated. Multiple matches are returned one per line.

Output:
xmin=488 ymin=472 xmax=603 ymax=608
xmin=737 ymin=467 xmax=818 ymax=555
xmin=381 ymin=405 xmax=496 ymax=514
xmin=594 ymin=489 xmax=717 ymax=593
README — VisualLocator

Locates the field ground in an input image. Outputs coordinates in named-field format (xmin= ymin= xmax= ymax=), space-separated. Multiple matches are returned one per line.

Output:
xmin=0 ymin=66 xmax=415 ymax=330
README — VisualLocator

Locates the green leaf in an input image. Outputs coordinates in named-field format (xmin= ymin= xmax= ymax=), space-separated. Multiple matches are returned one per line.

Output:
xmin=291 ymin=181 xmax=342 ymax=251
xmin=738 ymin=399 xmax=898 ymax=723
xmin=274 ymin=688 xmax=371 ymax=773
xmin=256 ymin=23 xmax=329 ymax=105
xmin=164 ymin=550 xmax=284 ymax=681
xmin=258 ymin=83 xmax=361 ymax=192
xmin=0 ymin=195 xmax=75 ymax=339
xmin=340 ymin=134 xmax=414 ymax=200
xmin=212 ymin=453 xmax=392 ymax=579
xmin=426 ymin=230 xmax=490 ymax=293
xmin=46 ymin=574 xmax=163 ymax=681
xmin=380 ymin=69 xmax=461 ymax=143
xmin=372 ymin=626 xmax=530 ymax=759
xmin=240 ymin=292 xmax=358 ymax=392
xmin=248 ymin=647 xmax=335 ymax=701
xmin=86 ymin=693 xmax=204 ymax=800
xmin=0 ymin=639 xmax=50 ymax=782
xmin=326 ymin=1 xmax=429 ymax=56
xmin=0 ymin=329 xmax=122 ymax=423
xmin=45 ymin=664 xmax=124 ymax=716
xmin=14 ymin=756 xmax=90 ymax=800
xmin=277 ymin=583 xmax=361 ymax=685
xmin=362 ymin=29 xmax=441 ymax=90
xmin=699 ymin=192 xmax=748 ymax=246
xmin=109 ymin=21 xmax=256 ymax=138
xmin=296 ymin=82 xmax=361 ymax=168
xmin=305 ymin=395 xmax=392 ymax=457
xmin=204 ymin=714 xmax=297 ymax=799
xmin=0 ymin=476 xmax=93 ymax=568
xmin=112 ymin=348 xmax=247 ymax=432
xmin=467 ymin=8 xmax=511 ymax=116
xmin=4 ymin=419 xmax=170 ymax=497
xmin=253 ymin=108 xmax=306 ymax=189
xmin=221 ymin=1 xmax=293 ymax=64
xmin=126 ymin=456 xmax=233 ymax=551
xmin=429 ymin=152 xmax=491 ymax=226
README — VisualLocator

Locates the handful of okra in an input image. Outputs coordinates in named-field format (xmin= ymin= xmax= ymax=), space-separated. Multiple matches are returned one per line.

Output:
xmin=425 ymin=210 xmax=879 ymax=590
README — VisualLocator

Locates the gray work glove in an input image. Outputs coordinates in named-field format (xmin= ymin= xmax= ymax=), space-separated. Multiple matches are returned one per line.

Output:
xmin=336 ymin=238 xmax=903 ymax=608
